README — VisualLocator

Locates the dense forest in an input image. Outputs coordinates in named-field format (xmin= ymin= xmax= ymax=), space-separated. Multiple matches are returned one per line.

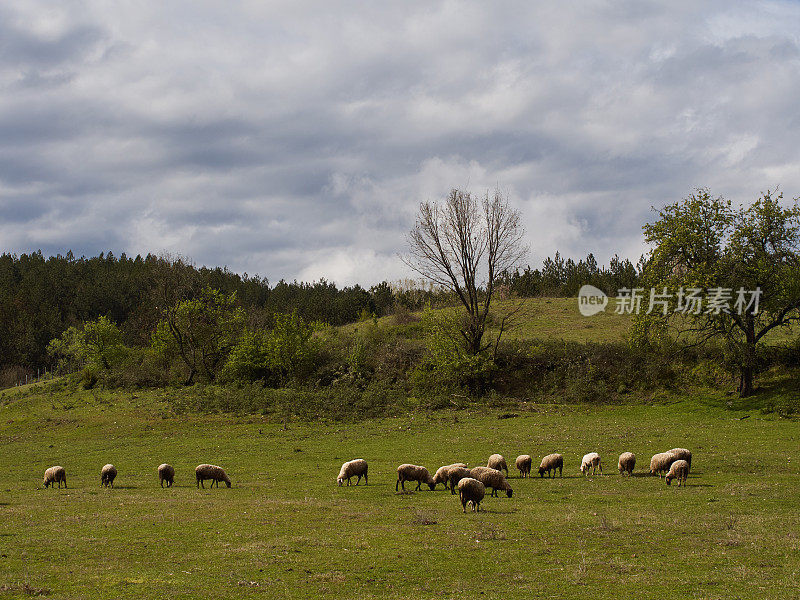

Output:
xmin=0 ymin=250 xmax=641 ymax=384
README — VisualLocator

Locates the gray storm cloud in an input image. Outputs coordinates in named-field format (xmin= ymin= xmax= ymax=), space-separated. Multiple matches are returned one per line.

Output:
xmin=1 ymin=1 xmax=800 ymax=285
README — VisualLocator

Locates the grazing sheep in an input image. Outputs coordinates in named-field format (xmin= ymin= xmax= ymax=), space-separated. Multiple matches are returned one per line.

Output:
xmin=100 ymin=464 xmax=117 ymax=488
xmin=649 ymin=452 xmax=674 ymax=477
xmin=448 ymin=466 xmax=472 ymax=495
xmin=515 ymin=455 xmax=532 ymax=478
xmin=618 ymin=452 xmax=636 ymax=476
xmin=668 ymin=448 xmax=692 ymax=469
xmin=469 ymin=466 xmax=513 ymax=498
xmin=337 ymin=459 xmax=368 ymax=486
xmin=158 ymin=463 xmax=175 ymax=488
xmin=432 ymin=463 xmax=468 ymax=490
xmin=396 ymin=464 xmax=435 ymax=491
xmin=487 ymin=454 xmax=509 ymax=477
xmin=665 ymin=459 xmax=690 ymax=487
xmin=458 ymin=477 xmax=486 ymax=513
xmin=43 ymin=466 xmax=66 ymax=489
xmin=580 ymin=452 xmax=602 ymax=476
xmin=195 ymin=464 xmax=231 ymax=488
xmin=538 ymin=453 xmax=564 ymax=478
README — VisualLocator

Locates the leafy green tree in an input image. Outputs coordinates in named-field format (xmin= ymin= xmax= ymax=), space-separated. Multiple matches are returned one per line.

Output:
xmin=152 ymin=287 xmax=245 ymax=384
xmin=643 ymin=189 xmax=800 ymax=396
xmin=265 ymin=311 xmax=318 ymax=386
xmin=220 ymin=329 xmax=270 ymax=383
xmin=46 ymin=316 xmax=127 ymax=372
xmin=221 ymin=311 xmax=317 ymax=386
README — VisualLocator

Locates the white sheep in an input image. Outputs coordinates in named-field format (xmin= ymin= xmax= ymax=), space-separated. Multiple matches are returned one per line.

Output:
xmin=43 ymin=466 xmax=66 ymax=489
xmin=396 ymin=464 xmax=435 ymax=491
xmin=195 ymin=464 xmax=231 ymax=488
xmin=448 ymin=466 xmax=472 ymax=495
xmin=665 ymin=459 xmax=689 ymax=486
xmin=100 ymin=464 xmax=117 ymax=488
xmin=668 ymin=448 xmax=692 ymax=469
xmin=515 ymin=455 xmax=532 ymax=478
xmin=469 ymin=466 xmax=513 ymax=498
xmin=487 ymin=454 xmax=509 ymax=477
xmin=337 ymin=459 xmax=368 ymax=486
xmin=649 ymin=452 xmax=674 ymax=477
xmin=580 ymin=452 xmax=602 ymax=476
xmin=158 ymin=463 xmax=175 ymax=488
xmin=458 ymin=477 xmax=486 ymax=512
xmin=618 ymin=452 xmax=636 ymax=476
xmin=432 ymin=463 xmax=468 ymax=490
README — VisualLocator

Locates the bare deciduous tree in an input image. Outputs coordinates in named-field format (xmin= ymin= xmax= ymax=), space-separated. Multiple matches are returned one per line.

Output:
xmin=404 ymin=188 xmax=527 ymax=354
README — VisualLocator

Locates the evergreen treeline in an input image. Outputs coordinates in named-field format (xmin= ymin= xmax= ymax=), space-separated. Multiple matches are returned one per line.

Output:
xmin=0 ymin=251 xmax=394 ymax=380
xmin=0 ymin=250 xmax=644 ymax=384
xmin=499 ymin=252 xmax=643 ymax=297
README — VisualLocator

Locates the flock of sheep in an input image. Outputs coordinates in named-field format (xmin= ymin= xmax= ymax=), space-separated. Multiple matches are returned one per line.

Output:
xmin=42 ymin=463 xmax=230 ymax=489
xmin=338 ymin=447 xmax=693 ymax=513
xmin=41 ymin=448 xmax=692 ymax=513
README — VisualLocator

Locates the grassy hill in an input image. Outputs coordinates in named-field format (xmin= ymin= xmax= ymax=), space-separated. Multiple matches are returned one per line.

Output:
xmin=1 ymin=383 xmax=799 ymax=599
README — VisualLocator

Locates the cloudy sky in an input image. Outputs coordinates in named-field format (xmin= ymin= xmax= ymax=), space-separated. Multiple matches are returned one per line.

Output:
xmin=2 ymin=1 xmax=800 ymax=285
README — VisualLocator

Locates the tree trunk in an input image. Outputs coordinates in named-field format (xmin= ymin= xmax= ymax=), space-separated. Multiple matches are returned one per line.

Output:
xmin=738 ymin=366 xmax=754 ymax=398
xmin=738 ymin=316 xmax=756 ymax=398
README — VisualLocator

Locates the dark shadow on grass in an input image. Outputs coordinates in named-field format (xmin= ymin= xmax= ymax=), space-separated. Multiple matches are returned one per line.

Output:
xmin=728 ymin=376 xmax=800 ymax=413
xmin=107 ymin=485 xmax=138 ymax=490
xmin=0 ymin=502 xmax=11 ymax=506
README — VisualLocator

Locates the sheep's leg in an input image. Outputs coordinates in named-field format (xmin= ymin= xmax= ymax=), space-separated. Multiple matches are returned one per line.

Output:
xmin=395 ymin=478 xmax=400 ymax=491
xmin=415 ymin=480 xmax=421 ymax=491
xmin=364 ymin=473 xmax=367 ymax=485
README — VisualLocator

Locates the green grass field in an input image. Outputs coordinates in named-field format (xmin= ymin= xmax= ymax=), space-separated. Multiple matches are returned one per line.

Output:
xmin=349 ymin=296 xmax=797 ymax=346
xmin=1 ymin=384 xmax=799 ymax=599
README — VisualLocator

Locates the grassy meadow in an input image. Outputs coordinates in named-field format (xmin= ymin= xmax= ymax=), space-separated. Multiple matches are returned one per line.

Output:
xmin=1 ymin=383 xmax=799 ymax=600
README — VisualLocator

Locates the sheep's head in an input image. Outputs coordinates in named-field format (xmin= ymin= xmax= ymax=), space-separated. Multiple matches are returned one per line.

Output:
xmin=427 ymin=482 xmax=436 ymax=491
xmin=665 ymin=474 xmax=673 ymax=485
xmin=337 ymin=477 xmax=344 ymax=487
xmin=505 ymin=488 xmax=513 ymax=498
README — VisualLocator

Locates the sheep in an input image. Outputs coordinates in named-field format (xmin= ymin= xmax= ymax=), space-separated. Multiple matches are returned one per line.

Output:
xmin=649 ymin=452 xmax=674 ymax=477
xmin=195 ymin=464 xmax=231 ymax=488
xmin=665 ymin=459 xmax=690 ymax=487
xmin=668 ymin=448 xmax=692 ymax=469
xmin=158 ymin=463 xmax=175 ymax=488
xmin=448 ymin=466 xmax=472 ymax=495
xmin=100 ymin=464 xmax=117 ymax=488
xmin=580 ymin=452 xmax=602 ymax=476
xmin=538 ymin=453 xmax=564 ymax=478
xmin=487 ymin=454 xmax=509 ymax=477
xmin=618 ymin=452 xmax=636 ymax=476
xmin=43 ymin=466 xmax=66 ymax=489
xmin=458 ymin=477 xmax=486 ymax=513
xmin=396 ymin=464 xmax=435 ymax=491
xmin=432 ymin=463 xmax=468 ymax=490
xmin=469 ymin=466 xmax=513 ymax=498
xmin=337 ymin=459 xmax=368 ymax=486
xmin=515 ymin=455 xmax=532 ymax=478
